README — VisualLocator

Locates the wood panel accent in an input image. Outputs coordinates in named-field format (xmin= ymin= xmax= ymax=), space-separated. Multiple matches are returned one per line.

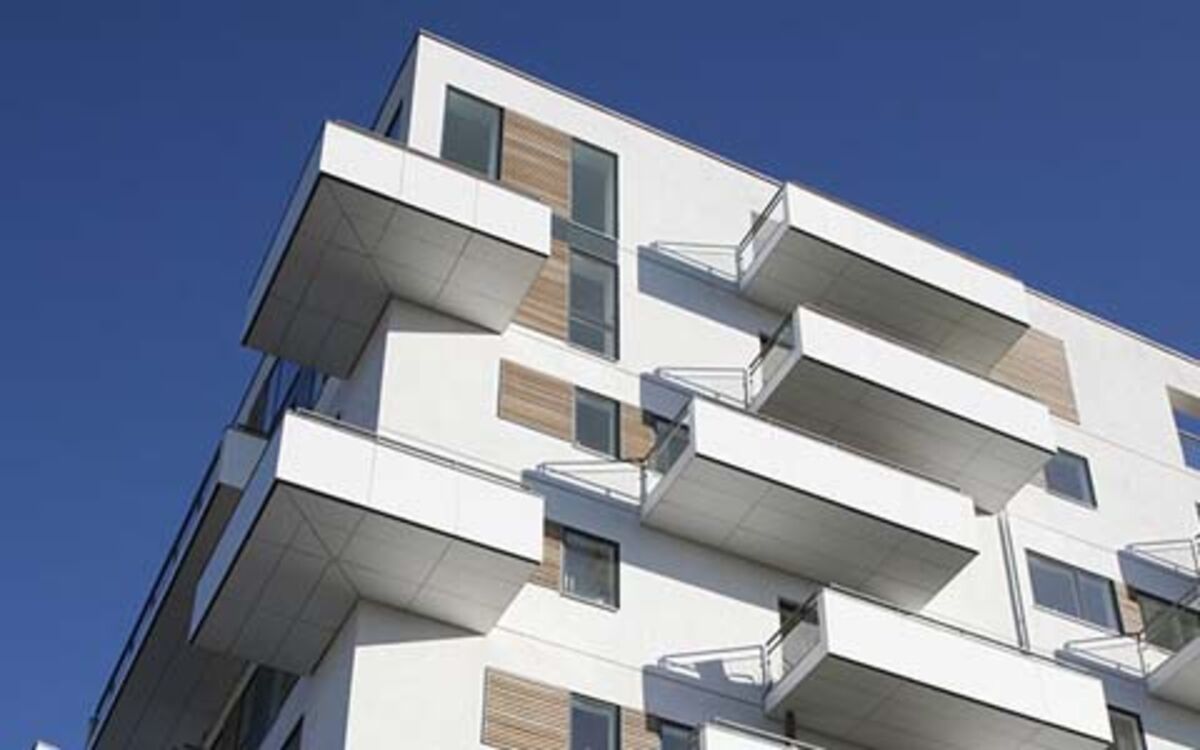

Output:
xmin=482 ymin=669 xmax=570 ymax=750
xmin=989 ymin=329 xmax=1080 ymax=423
xmin=621 ymin=405 xmax=657 ymax=462
xmin=499 ymin=360 xmax=574 ymax=441
xmin=529 ymin=521 xmax=563 ymax=591
xmin=501 ymin=111 xmax=571 ymax=215
xmin=1117 ymin=584 xmax=1145 ymax=635
xmin=621 ymin=708 xmax=661 ymax=750
xmin=514 ymin=239 xmax=570 ymax=340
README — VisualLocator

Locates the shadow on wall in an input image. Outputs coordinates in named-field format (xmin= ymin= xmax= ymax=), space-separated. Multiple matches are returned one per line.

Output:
xmin=636 ymin=244 xmax=775 ymax=337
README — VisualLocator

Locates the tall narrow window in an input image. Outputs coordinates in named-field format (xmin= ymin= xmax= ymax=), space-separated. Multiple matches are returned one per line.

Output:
xmin=574 ymin=388 xmax=620 ymax=458
xmin=1043 ymin=449 xmax=1097 ymax=507
xmin=1028 ymin=553 xmax=1119 ymax=630
xmin=569 ymin=251 xmax=618 ymax=357
xmin=440 ymin=88 xmax=502 ymax=178
xmin=571 ymin=141 xmax=618 ymax=237
xmin=570 ymin=695 xmax=619 ymax=750
xmin=1108 ymin=709 xmax=1146 ymax=750
xmin=562 ymin=528 xmax=619 ymax=608
xmin=1175 ymin=408 xmax=1200 ymax=471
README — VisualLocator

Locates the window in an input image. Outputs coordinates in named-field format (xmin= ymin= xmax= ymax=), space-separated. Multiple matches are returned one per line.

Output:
xmin=1043 ymin=450 xmax=1096 ymax=507
xmin=440 ymin=88 xmax=502 ymax=178
xmin=562 ymin=528 xmax=619 ymax=608
xmin=570 ymin=695 xmax=619 ymax=750
xmin=574 ymin=388 xmax=620 ymax=457
xmin=1136 ymin=591 xmax=1200 ymax=652
xmin=1028 ymin=553 xmax=1119 ymax=631
xmin=1108 ymin=710 xmax=1146 ymax=750
xmin=568 ymin=250 xmax=618 ymax=358
xmin=1174 ymin=408 xmax=1200 ymax=470
xmin=212 ymin=667 xmax=298 ymax=750
xmin=385 ymin=100 xmax=405 ymax=141
xmin=571 ymin=140 xmax=618 ymax=237
xmin=657 ymin=720 xmax=693 ymax=750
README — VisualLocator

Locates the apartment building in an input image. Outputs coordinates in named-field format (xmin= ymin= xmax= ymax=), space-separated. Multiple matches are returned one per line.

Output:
xmin=83 ymin=30 xmax=1200 ymax=750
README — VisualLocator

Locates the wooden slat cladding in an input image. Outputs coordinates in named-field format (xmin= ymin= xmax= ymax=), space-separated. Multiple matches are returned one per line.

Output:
xmin=989 ymin=329 xmax=1080 ymax=423
xmin=501 ymin=111 xmax=571 ymax=215
xmin=621 ymin=405 xmax=657 ymax=462
xmin=1117 ymin=584 xmax=1145 ymax=635
xmin=514 ymin=239 xmax=570 ymax=340
xmin=529 ymin=521 xmax=563 ymax=591
xmin=621 ymin=708 xmax=661 ymax=750
xmin=499 ymin=360 xmax=574 ymax=441
xmin=482 ymin=669 xmax=570 ymax=750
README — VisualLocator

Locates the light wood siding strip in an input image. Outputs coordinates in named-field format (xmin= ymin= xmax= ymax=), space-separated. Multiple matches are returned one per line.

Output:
xmin=621 ymin=708 xmax=660 ymax=750
xmin=501 ymin=111 xmax=571 ymax=215
xmin=514 ymin=239 xmax=570 ymax=340
xmin=1117 ymin=585 xmax=1145 ymax=635
xmin=499 ymin=360 xmax=574 ymax=441
xmin=621 ymin=405 xmax=657 ymax=462
xmin=483 ymin=669 xmax=570 ymax=750
xmin=529 ymin=522 xmax=562 ymax=591
xmin=989 ymin=329 xmax=1080 ymax=423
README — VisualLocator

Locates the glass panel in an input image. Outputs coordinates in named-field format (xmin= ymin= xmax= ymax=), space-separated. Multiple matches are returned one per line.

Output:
xmin=1108 ymin=711 xmax=1145 ymax=750
xmin=1044 ymin=450 xmax=1095 ymax=506
xmin=575 ymin=389 xmax=619 ymax=457
xmin=385 ymin=100 xmax=405 ymax=140
xmin=1140 ymin=593 xmax=1200 ymax=652
xmin=441 ymin=89 xmax=501 ymax=178
xmin=571 ymin=141 xmax=617 ymax=236
xmin=659 ymin=723 xmax=693 ymax=750
xmin=1029 ymin=555 xmax=1081 ymax=618
xmin=562 ymin=530 xmax=618 ymax=607
xmin=569 ymin=251 xmax=617 ymax=357
xmin=570 ymin=696 xmax=618 ymax=750
xmin=1076 ymin=572 xmax=1118 ymax=630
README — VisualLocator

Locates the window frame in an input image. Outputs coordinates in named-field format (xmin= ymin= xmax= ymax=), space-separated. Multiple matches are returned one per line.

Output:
xmin=560 ymin=526 xmax=620 ymax=610
xmin=570 ymin=138 xmax=619 ymax=238
xmin=1027 ymin=552 xmax=1120 ymax=632
xmin=1042 ymin=449 xmax=1098 ymax=508
xmin=567 ymin=246 xmax=620 ymax=360
xmin=569 ymin=694 xmax=620 ymax=750
xmin=439 ymin=86 xmax=504 ymax=179
xmin=573 ymin=387 xmax=621 ymax=458
xmin=1107 ymin=708 xmax=1146 ymax=750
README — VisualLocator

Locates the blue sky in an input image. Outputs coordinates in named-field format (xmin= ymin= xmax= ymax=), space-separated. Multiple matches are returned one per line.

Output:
xmin=1 ymin=1 xmax=1197 ymax=747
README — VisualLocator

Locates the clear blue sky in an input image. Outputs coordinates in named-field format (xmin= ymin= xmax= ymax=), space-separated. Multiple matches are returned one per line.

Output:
xmin=2 ymin=1 xmax=1196 ymax=747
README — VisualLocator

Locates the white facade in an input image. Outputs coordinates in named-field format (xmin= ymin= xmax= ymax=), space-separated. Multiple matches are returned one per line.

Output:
xmin=84 ymin=29 xmax=1200 ymax=750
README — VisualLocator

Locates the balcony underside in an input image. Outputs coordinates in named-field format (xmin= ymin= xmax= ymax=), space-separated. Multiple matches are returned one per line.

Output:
xmin=244 ymin=122 xmax=552 ymax=378
xmin=1148 ymin=637 xmax=1200 ymax=711
xmin=91 ymin=429 xmax=265 ymax=750
xmin=740 ymin=185 xmax=1030 ymax=374
xmin=190 ymin=412 xmax=543 ymax=674
xmin=643 ymin=399 xmax=977 ymax=608
xmin=753 ymin=308 xmax=1054 ymax=513
xmin=767 ymin=590 xmax=1112 ymax=750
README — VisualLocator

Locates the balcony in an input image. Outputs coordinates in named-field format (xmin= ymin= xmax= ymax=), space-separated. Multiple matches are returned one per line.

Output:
xmin=765 ymin=588 xmax=1112 ymax=750
xmin=748 ymin=306 xmax=1055 ymax=513
xmin=189 ymin=411 xmax=543 ymax=674
xmin=694 ymin=720 xmax=822 ymax=749
xmin=244 ymin=121 xmax=553 ymax=377
xmin=87 ymin=427 xmax=267 ymax=750
xmin=642 ymin=398 xmax=977 ymax=607
xmin=737 ymin=184 xmax=1029 ymax=374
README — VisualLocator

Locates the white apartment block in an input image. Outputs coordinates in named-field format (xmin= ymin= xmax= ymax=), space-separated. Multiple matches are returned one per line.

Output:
xmin=83 ymin=31 xmax=1200 ymax=750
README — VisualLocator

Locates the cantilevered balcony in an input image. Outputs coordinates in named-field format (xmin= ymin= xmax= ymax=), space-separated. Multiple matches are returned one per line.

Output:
xmin=87 ymin=427 xmax=267 ymax=750
xmin=765 ymin=588 xmax=1112 ymax=750
xmin=694 ymin=720 xmax=823 ymax=749
xmin=189 ymin=411 xmax=543 ymax=674
xmin=737 ymin=184 xmax=1030 ymax=374
xmin=748 ymin=306 xmax=1055 ymax=512
xmin=244 ymin=121 xmax=552 ymax=377
xmin=642 ymin=397 xmax=977 ymax=607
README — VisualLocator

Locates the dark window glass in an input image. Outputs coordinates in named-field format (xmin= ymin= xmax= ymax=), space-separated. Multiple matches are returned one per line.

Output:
xmin=568 ymin=251 xmax=618 ymax=358
xmin=1174 ymin=409 xmax=1200 ymax=470
xmin=562 ymin=529 xmax=619 ymax=608
xmin=1028 ymin=553 xmax=1118 ymax=630
xmin=658 ymin=721 xmax=693 ymax=750
xmin=215 ymin=666 xmax=298 ymax=750
xmin=1108 ymin=710 xmax=1146 ymax=750
xmin=1044 ymin=450 xmax=1096 ymax=506
xmin=570 ymin=695 xmax=618 ymax=750
xmin=440 ymin=88 xmax=501 ymax=178
xmin=571 ymin=141 xmax=617 ymax=237
xmin=575 ymin=388 xmax=620 ymax=457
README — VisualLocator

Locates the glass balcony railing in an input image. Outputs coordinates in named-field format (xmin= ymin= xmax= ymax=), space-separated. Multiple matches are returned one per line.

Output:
xmin=735 ymin=184 xmax=789 ymax=279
